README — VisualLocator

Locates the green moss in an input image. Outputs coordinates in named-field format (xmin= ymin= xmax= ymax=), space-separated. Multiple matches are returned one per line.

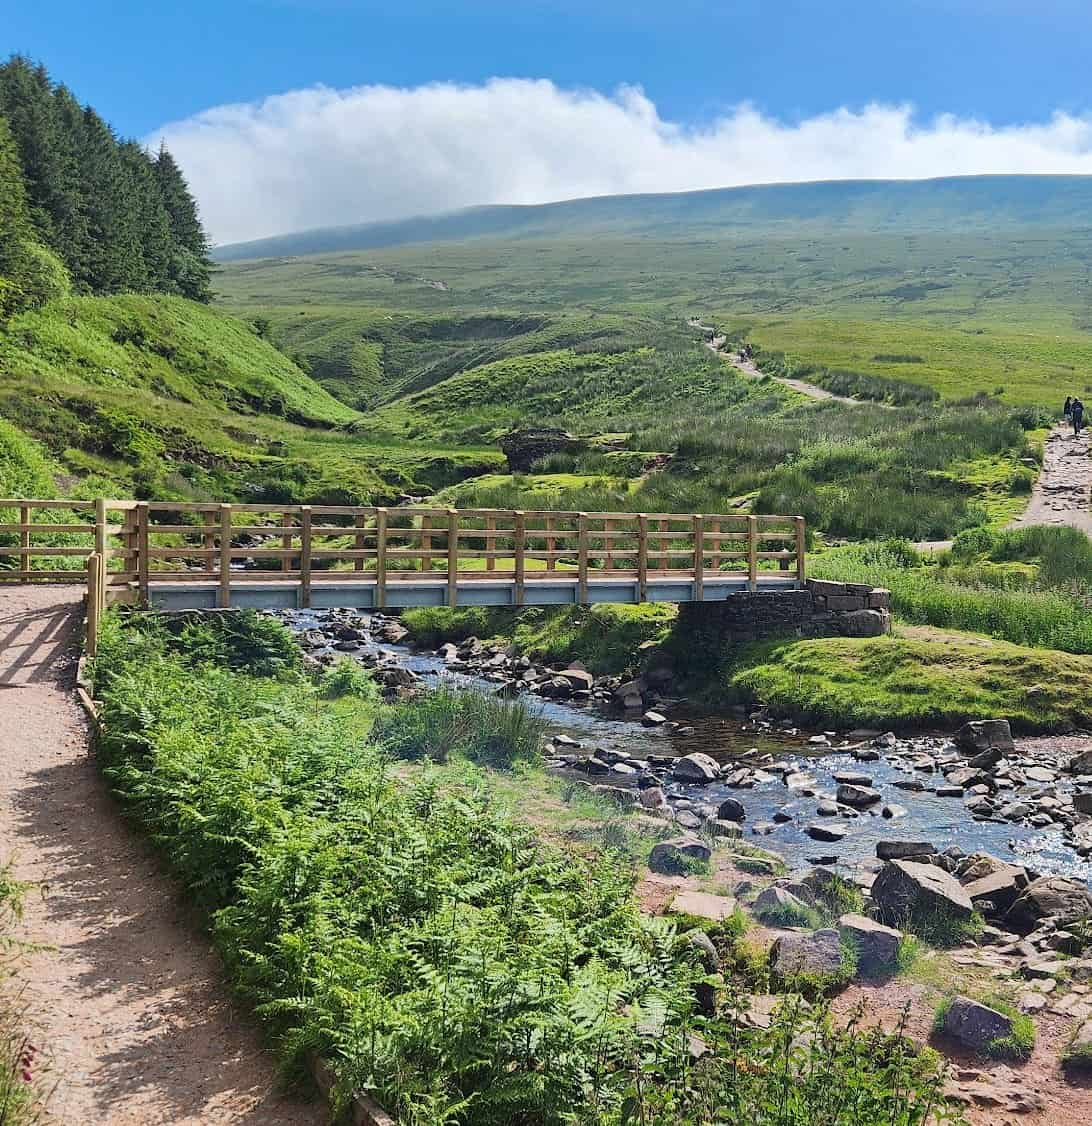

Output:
xmin=726 ymin=634 xmax=1092 ymax=733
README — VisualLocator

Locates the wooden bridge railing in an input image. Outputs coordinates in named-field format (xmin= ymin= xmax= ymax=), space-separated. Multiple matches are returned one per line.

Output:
xmin=2 ymin=500 xmax=806 ymax=651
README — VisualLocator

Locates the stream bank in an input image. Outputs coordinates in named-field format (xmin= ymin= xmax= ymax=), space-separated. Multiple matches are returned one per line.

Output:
xmin=283 ymin=607 xmax=1092 ymax=888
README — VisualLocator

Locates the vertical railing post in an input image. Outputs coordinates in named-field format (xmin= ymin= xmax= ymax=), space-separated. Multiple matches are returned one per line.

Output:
xmin=420 ymin=514 xmax=432 ymax=573
xmin=692 ymin=514 xmax=704 ymax=601
xmin=94 ymin=498 xmax=108 ymax=598
xmin=354 ymin=512 xmax=366 ymax=573
xmin=136 ymin=502 xmax=150 ymax=606
xmin=747 ymin=515 xmax=758 ymax=592
xmin=86 ymin=553 xmax=101 ymax=658
xmin=446 ymin=508 xmax=458 ymax=607
xmin=299 ymin=506 xmax=312 ymax=608
xmin=19 ymin=504 xmax=30 ymax=575
xmin=637 ymin=513 xmax=649 ymax=602
xmin=218 ymin=503 xmax=232 ymax=608
xmin=513 ymin=510 xmax=525 ymax=606
xmin=545 ymin=515 xmax=556 ymax=571
xmin=204 ymin=509 xmax=217 ymax=573
xmin=281 ymin=511 xmax=293 ymax=574
xmin=375 ymin=508 xmax=388 ymax=609
xmin=485 ymin=514 xmax=496 ymax=572
xmin=795 ymin=517 xmax=807 ymax=585
xmin=577 ymin=512 xmax=589 ymax=605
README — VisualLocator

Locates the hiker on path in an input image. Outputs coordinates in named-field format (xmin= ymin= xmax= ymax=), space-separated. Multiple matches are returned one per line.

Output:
xmin=1064 ymin=395 xmax=1073 ymax=420
xmin=1073 ymin=397 xmax=1085 ymax=436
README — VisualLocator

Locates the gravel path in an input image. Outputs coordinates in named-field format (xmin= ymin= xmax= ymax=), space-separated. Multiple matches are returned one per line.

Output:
xmin=0 ymin=585 xmax=323 ymax=1125
xmin=1011 ymin=424 xmax=1092 ymax=535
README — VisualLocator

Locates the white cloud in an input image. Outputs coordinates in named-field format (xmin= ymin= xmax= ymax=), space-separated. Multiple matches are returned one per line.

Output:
xmin=147 ymin=78 xmax=1092 ymax=245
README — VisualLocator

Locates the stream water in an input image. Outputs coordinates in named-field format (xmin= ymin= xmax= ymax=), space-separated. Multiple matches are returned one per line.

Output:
xmin=283 ymin=609 xmax=1092 ymax=885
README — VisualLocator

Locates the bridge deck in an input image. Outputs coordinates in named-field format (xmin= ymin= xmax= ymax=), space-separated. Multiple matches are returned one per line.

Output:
xmin=143 ymin=572 xmax=802 ymax=611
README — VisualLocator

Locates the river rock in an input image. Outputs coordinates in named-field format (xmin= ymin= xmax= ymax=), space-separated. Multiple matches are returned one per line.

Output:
xmin=1074 ymin=791 xmax=1092 ymax=815
xmin=1006 ymin=876 xmax=1092 ymax=933
xmin=648 ymin=835 xmax=712 ymax=875
xmin=669 ymin=890 xmax=738 ymax=923
xmin=642 ymin=710 xmax=668 ymax=727
xmin=936 ymin=996 xmax=1016 ymax=1054
xmin=838 ymin=913 xmax=903 ymax=975
xmin=375 ymin=666 xmax=418 ymax=688
xmin=672 ymin=753 xmax=720 ymax=783
xmin=1068 ymin=748 xmax=1092 ymax=774
xmin=1064 ymin=1018 xmax=1092 ymax=1072
xmin=717 ymin=797 xmax=746 ymax=822
xmin=881 ymin=803 xmax=907 ymax=819
xmin=639 ymin=785 xmax=667 ymax=810
xmin=833 ymin=771 xmax=873 ymax=786
xmin=558 ymin=668 xmax=595 ymax=691
xmin=707 ymin=818 xmax=743 ymax=838
xmin=770 ymin=929 xmax=843 ymax=979
xmin=962 ymin=869 xmax=1026 ymax=916
xmin=806 ymin=823 xmax=847 ymax=843
xmin=871 ymin=860 xmax=973 ymax=925
xmin=835 ymin=783 xmax=882 ymax=808
xmin=675 ymin=810 xmax=703 ymax=830
xmin=683 ymin=929 xmax=719 ymax=972
xmin=377 ymin=621 xmax=409 ymax=644
xmin=955 ymin=719 xmax=1014 ymax=754
xmin=877 ymin=840 xmax=936 ymax=861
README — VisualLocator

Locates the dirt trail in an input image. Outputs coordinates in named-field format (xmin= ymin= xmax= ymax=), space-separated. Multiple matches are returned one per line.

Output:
xmin=1010 ymin=424 xmax=1092 ymax=536
xmin=0 ymin=585 xmax=323 ymax=1125
xmin=686 ymin=318 xmax=857 ymax=404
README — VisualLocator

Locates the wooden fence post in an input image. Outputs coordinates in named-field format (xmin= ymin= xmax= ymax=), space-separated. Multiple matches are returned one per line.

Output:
xmin=375 ymin=508 xmax=388 ymax=609
xmin=692 ymin=514 xmax=704 ymax=602
xmin=748 ymin=515 xmax=758 ymax=592
xmin=795 ymin=517 xmax=807 ymax=585
xmin=204 ymin=509 xmax=217 ymax=573
xmin=137 ymin=502 xmax=150 ymax=605
xmin=485 ymin=514 xmax=496 ymax=572
xmin=637 ymin=514 xmax=648 ymax=602
xmin=86 ymin=553 xmax=101 ymax=658
xmin=299 ymin=506 xmax=312 ymax=608
xmin=577 ymin=512 xmax=589 ymax=605
xmin=420 ymin=514 xmax=432 ymax=573
xmin=354 ymin=512 xmax=366 ymax=572
xmin=446 ymin=508 xmax=458 ymax=607
xmin=218 ymin=503 xmax=232 ymax=608
xmin=513 ymin=510 xmax=525 ymax=606
xmin=19 ymin=504 xmax=29 ymax=574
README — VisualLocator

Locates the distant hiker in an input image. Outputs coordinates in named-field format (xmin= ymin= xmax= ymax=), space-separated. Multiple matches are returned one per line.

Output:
xmin=1073 ymin=397 xmax=1085 ymax=436
xmin=1064 ymin=395 xmax=1073 ymax=420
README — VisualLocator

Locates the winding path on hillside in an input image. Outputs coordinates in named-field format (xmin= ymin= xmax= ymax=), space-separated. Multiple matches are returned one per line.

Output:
xmin=686 ymin=318 xmax=857 ymax=403
xmin=0 ymin=586 xmax=322 ymax=1125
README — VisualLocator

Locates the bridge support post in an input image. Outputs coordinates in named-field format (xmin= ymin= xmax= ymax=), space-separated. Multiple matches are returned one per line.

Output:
xmin=513 ymin=511 xmax=525 ymax=606
xmin=747 ymin=515 xmax=758 ymax=592
xmin=299 ymin=506 xmax=312 ymax=608
xmin=795 ymin=517 xmax=807 ymax=585
xmin=446 ymin=508 xmax=458 ymax=607
xmin=692 ymin=514 xmax=704 ymax=601
xmin=375 ymin=508 xmax=388 ymax=609
xmin=218 ymin=504 xmax=232 ymax=608
xmin=136 ymin=502 xmax=149 ymax=606
xmin=577 ymin=513 xmax=589 ymax=604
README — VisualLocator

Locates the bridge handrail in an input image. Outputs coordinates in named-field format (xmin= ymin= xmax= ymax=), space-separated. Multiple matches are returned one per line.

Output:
xmin=1 ymin=499 xmax=806 ymax=611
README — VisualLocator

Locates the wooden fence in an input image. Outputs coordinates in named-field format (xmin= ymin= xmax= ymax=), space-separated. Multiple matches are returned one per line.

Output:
xmin=1 ymin=499 xmax=807 ymax=654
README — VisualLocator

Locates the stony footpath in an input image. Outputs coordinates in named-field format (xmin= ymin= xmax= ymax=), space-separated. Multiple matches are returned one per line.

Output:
xmin=1010 ymin=425 xmax=1092 ymax=536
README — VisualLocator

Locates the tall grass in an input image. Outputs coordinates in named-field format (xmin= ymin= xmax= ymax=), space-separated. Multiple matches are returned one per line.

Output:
xmin=814 ymin=540 xmax=1092 ymax=653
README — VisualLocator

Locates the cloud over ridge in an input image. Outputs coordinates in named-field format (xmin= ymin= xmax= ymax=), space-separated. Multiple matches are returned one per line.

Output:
xmin=150 ymin=78 xmax=1092 ymax=245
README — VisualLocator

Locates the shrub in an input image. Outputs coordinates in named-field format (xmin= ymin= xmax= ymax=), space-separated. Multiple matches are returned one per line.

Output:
xmin=317 ymin=658 xmax=381 ymax=702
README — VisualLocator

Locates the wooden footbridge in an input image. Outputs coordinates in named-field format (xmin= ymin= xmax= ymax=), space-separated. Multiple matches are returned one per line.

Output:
xmin=1 ymin=499 xmax=806 ymax=652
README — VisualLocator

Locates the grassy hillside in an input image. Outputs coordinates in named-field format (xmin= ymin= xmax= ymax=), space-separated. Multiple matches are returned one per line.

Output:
xmin=0 ymin=294 xmax=500 ymax=502
xmin=213 ymin=174 xmax=1092 ymax=260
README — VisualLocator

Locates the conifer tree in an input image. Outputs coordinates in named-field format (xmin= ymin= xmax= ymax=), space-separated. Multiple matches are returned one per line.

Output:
xmin=154 ymin=144 xmax=212 ymax=301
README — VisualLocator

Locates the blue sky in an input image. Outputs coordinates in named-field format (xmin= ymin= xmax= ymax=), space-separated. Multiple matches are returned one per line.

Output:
xmin=7 ymin=0 xmax=1091 ymax=139
xmin=9 ymin=0 xmax=1092 ymax=243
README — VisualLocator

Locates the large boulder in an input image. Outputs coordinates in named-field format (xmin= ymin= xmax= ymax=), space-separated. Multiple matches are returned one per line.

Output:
xmin=672 ymin=753 xmax=720 ymax=784
xmin=962 ymin=869 xmax=1026 ymax=916
xmin=870 ymin=860 xmax=973 ymax=926
xmin=955 ymin=719 xmax=1015 ymax=755
xmin=770 ymin=929 xmax=843 ymax=980
xmin=648 ymin=835 xmax=712 ymax=875
xmin=717 ymin=797 xmax=746 ymax=822
xmin=499 ymin=427 xmax=584 ymax=472
xmin=837 ymin=609 xmax=891 ymax=638
xmin=839 ymin=913 xmax=903 ymax=976
xmin=558 ymin=668 xmax=595 ymax=692
xmin=936 ymin=996 xmax=1016 ymax=1055
xmin=753 ymin=886 xmax=813 ymax=923
xmin=1006 ymin=876 xmax=1092 ymax=934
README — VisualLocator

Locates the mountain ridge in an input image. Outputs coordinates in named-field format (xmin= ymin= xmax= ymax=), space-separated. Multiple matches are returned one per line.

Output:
xmin=213 ymin=173 xmax=1092 ymax=261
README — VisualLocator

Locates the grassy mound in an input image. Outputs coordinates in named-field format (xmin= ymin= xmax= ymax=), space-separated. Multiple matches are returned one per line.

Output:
xmin=727 ymin=633 xmax=1092 ymax=732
